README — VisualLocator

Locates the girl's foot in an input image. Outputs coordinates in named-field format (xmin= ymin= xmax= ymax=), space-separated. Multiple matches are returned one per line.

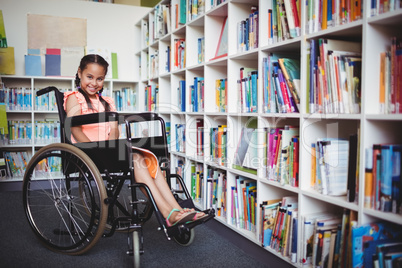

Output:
xmin=166 ymin=209 xmax=196 ymax=227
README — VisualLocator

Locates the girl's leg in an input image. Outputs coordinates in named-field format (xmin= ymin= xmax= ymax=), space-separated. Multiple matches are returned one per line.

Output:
xmin=132 ymin=153 xmax=187 ymax=224
xmin=153 ymin=160 xmax=206 ymax=219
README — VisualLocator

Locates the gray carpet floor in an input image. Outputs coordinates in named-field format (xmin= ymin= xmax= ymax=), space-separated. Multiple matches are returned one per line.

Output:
xmin=0 ymin=190 xmax=293 ymax=268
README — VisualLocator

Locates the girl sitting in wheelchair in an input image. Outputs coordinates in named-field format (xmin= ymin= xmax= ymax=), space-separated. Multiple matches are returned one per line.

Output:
xmin=64 ymin=54 xmax=207 ymax=227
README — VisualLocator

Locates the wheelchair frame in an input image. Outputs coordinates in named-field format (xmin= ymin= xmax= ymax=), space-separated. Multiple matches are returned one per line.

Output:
xmin=22 ymin=86 xmax=214 ymax=267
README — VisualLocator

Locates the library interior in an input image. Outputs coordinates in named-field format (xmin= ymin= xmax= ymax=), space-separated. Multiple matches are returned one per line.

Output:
xmin=1 ymin=0 xmax=402 ymax=267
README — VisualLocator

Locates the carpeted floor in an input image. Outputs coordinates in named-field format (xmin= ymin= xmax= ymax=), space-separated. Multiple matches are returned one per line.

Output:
xmin=0 ymin=190 xmax=292 ymax=268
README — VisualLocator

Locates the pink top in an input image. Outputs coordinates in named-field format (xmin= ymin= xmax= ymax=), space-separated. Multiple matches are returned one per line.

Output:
xmin=63 ymin=91 xmax=117 ymax=142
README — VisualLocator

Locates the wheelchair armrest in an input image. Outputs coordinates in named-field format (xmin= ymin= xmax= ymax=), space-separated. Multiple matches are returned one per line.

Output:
xmin=66 ymin=112 xmax=120 ymax=127
xmin=124 ymin=112 xmax=158 ymax=124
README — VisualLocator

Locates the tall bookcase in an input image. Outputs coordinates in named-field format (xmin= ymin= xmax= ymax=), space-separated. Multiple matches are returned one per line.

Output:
xmin=135 ymin=0 xmax=402 ymax=266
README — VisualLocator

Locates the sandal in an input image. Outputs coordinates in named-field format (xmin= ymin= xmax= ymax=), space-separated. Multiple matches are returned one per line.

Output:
xmin=166 ymin=209 xmax=197 ymax=227
xmin=183 ymin=208 xmax=209 ymax=221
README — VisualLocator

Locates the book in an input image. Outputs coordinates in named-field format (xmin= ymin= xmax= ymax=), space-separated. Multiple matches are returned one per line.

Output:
xmin=232 ymin=126 xmax=258 ymax=175
xmin=211 ymin=16 xmax=228 ymax=60
xmin=352 ymin=221 xmax=402 ymax=268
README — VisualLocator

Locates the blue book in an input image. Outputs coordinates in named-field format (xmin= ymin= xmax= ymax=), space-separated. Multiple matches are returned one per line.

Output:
xmin=251 ymin=71 xmax=258 ymax=112
xmin=45 ymin=54 xmax=61 ymax=76
xmin=381 ymin=145 xmax=393 ymax=212
xmin=25 ymin=55 xmax=42 ymax=76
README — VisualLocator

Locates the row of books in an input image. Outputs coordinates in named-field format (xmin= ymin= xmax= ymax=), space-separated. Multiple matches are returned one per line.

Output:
xmin=306 ymin=0 xmax=362 ymax=35
xmin=205 ymin=168 xmax=227 ymax=217
xmin=175 ymin=123 xmax=186 ymax=152
xmin=149 ymin=50 xmax=159 ymax=79
xmin=1 ymin=151 xmax=32 ymax=178
xmin=190 ymin=161 xmax=203 ymax=200
xmin=260 ymin=196 xmax=298 ymax=262
xmin=144 ymin=84 xmax=159 ymax=112
xmin=1 ymin=87 xmax=33 ymax=111
xmin=301 ymin=209 xmax=355 ymax=267
xmin=7 ymin=120 xmax=61 ymax=145
xmin=265 ymin=126 xmax=299 ymax=187
xmin=153 ymin=4 xmax=171 ymax=40
xmin=189 ymin=76 xmax=204 ymax=112
xmin=351 ymin=221 xmax=402 ymax=268
xmin=237 ymin=6 xmax=259 ymax=52
xmin=113 ymin=87 xmax=137 ymax=112
xmin=5 ymin=120 xmax=32 ymax=145
xmin=238 ymin=67 xmax=258 ymax=113
xmin=370 ymin=0 xmax=401 ymax=16
xmin=215 ymin=78 xmax=227 ymax=113
xmin=173 ymin=38 xmax=186 ymax=70
xmin=308 ymin=38 xmax=362 ymax=114
xmin=379 ymin=36 xmax=402 ymax=114
xmin=268 ymin=0 xmax=301 ymax=44
xmin=262 ymin=56 xmax=300 ymax=113
xmin=187 ymin=0 xmax=205 ymax=22
xmin=229 ymin=176 xmax=257 ymax=232
xmin=197 ymin=37 xmax=205 ymax=64
xmin=209 ymin=125 xmax=227 ymax=166
xmin=364 ymin=143 xmax=402 ymax=214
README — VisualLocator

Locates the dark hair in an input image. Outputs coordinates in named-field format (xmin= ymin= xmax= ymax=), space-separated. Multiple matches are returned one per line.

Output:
xmin=75 ymin=54 xmax=111 ymax=112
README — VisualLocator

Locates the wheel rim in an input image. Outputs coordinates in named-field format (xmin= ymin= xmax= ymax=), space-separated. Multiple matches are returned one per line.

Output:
xmin=173 ymin=228 xmax=195 ymax=246
xmin=23 ymin=144 xmax=107 ymax=255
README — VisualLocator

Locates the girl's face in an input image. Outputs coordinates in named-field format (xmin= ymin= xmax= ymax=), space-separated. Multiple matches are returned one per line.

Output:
xmin=78 ymin=63 xmax=106 ymax=98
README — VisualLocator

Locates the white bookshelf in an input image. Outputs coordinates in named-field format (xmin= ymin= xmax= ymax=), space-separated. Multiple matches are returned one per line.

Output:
xmin=135 ymin=0 xmax=402 ymax=266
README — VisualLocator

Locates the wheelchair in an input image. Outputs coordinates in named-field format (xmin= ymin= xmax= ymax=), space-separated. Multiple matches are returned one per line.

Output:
xmin=22 ymin=86 xmax=215 ymax=267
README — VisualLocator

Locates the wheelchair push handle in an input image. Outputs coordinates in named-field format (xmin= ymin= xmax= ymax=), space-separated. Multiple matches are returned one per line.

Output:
xmin=37 ymin=86 xmax=58 ymax=96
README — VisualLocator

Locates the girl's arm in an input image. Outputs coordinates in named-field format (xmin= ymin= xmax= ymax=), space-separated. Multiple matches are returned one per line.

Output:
xmin=65 ymin=95 xmax=92 ymax=143
xmin=109 ymin=121 xmax=120 ymax=140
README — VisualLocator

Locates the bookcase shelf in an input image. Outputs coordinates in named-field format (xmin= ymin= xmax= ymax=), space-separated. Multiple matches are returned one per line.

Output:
xmin=134 ymin=0 xmax=402 ymax=266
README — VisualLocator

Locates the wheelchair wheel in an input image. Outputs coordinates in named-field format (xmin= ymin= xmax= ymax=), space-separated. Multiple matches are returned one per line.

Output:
xmin=173 ymin=228 xmax=195 ymax=246
xmin=23 ymin=143 xmax=108 ymax=255
xmin=132 ymin=230 xmax=141 ymax=268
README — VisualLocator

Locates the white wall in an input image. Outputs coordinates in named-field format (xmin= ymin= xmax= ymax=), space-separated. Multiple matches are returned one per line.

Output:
xmin=1 ymin=0 xmax=150 ymax=80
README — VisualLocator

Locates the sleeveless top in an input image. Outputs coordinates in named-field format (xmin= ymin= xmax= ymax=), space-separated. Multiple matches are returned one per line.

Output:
xmin=63 ymin=91 xmax=117 ymax=143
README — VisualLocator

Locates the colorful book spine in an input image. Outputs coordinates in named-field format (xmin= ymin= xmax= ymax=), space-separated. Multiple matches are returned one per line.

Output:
xmin=379 ymin=37 xmax=402 ymax=114
xmin=144 ymin=84 xmax=159 ymax=112
xmin=215 ymin=78 xmax=227 ymax=112
xmin=175 ymin=123 xmax=186 ymax=152
xmin=262 ymin=55 xmax=300 ymax=113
